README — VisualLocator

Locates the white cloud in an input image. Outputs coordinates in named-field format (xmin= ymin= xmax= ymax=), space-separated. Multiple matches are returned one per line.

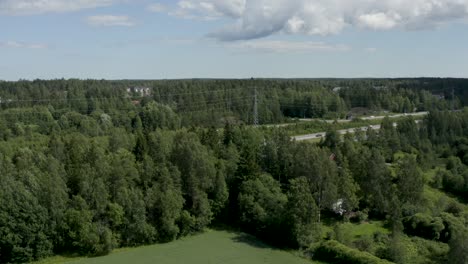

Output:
xmin=173 ymin=0 xmax=468 ymax=41
xmin=147 ymin=3 xmax=166 ymax=13
xmin=226 ymin=40 xmax=350 ymax=53
xmin=358 ymin=12 xmax=401 ymax=30
xmin=170 ymin=0 xmax=225 ymax=20
xmin=86 ymin=15 xmax=135 ymax=27
xmin=0 ymin=40 xmax=47 ymax=49
xmin=0 ymin=0 xmax=116 ymax=15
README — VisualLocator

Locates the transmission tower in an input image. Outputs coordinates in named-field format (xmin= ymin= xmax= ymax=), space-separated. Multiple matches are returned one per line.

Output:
xmin=253 ymin=86 xmax=259 ymax=126
xmin=452 ymin=88 xmax=455 ymax=111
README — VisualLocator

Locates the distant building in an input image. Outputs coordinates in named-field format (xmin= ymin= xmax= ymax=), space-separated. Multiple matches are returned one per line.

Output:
xmin=127 ymin=86 xmax=151 ymax=97
xmin=332 ymin=87 xmax=342 ymax=93
xmin=332 ymin=199 xmax=346 ymax=215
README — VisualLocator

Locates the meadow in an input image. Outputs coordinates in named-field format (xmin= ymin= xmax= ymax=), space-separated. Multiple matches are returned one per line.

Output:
xmin=36 ymin=230 xmax=317 ymax=264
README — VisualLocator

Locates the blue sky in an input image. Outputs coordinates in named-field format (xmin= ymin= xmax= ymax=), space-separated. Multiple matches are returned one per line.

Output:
xmin=1 ymin=0 xmax=468 ymax=80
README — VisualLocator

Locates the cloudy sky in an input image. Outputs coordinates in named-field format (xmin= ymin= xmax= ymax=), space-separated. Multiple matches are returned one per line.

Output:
xmin=1 ymin=0 xmax=468 ymax=80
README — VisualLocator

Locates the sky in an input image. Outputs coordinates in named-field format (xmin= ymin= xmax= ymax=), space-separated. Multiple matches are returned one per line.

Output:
xmin=1 ymin=0 xmax=468 ymax=80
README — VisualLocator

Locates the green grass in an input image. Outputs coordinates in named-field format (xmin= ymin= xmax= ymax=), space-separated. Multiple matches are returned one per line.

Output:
xmin=36 ymin=230 xmax=317 ymax=264
xmin=339 ymin=221 xmax=390 ymax=239
xmin=423 ymin=185 xmax=468 ymax=213
xmin=423 ymin=168 xmax=439 ymax=183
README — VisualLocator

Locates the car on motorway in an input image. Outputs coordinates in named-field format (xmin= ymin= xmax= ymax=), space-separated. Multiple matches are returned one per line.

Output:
xmin=316 ymin=134 xmax=323 ymax=137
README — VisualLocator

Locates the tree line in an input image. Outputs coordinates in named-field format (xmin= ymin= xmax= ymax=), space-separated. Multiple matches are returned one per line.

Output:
xmin=0 ymin=78 xmax=463 ymax=127
xmin=0 ymin=79 xmax=467 ymax=263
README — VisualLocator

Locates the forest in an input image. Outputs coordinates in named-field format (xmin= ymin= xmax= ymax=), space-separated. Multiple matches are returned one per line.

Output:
xmin=0 ymin=78 xmax=467 ymax=264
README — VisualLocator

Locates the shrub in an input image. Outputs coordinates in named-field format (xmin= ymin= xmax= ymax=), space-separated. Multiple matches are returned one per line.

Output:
xmin=350 ymin=210 xmax=369 ymax=223
xmin=313 ymin=240 xmax=394 ymax=264
xmin=354 ymin=235 xmax=374 ymax=252
xmin=402 ymin=213 xmax=444 ymax=240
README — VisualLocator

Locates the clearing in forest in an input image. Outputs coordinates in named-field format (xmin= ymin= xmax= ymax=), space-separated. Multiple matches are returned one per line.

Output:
xmin=38 ymin=230 xmax=317 ymax=264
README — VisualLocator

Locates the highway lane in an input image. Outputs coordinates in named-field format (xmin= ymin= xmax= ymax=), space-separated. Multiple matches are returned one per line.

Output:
xmin=292 ymin=125 xmax=379 ymax=141
xmin=298 ymin=111 xmax=428 ymax=123
xmin=292 ymin=120 xmax=423 ymax=141
xmin=267 ymin=111 xmax=428 ymax=128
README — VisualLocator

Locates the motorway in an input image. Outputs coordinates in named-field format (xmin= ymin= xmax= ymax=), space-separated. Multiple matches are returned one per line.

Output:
xmin=292 ymin=112 xmax=427 ymax=141
xmin=267 ymin=111 xmax=428 ymax=128
xmin=298 ymin=111 xmax=428 ymax=123
xmin=292 ymin=125 xmax=381 ymax=141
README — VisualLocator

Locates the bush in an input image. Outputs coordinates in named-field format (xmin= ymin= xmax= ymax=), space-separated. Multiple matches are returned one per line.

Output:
xmin=313 ymin=240 xmax=394 ymax=264
xmin=402 ymin=213 xmax=444 ymax=240
xmin=354 ymin=235 xmax=374 ymax=252
xmin=350 ymin=210 xmax=369 ymax=223
xmin=410 ymin=237 xmax=449 ymax=264
xmin=334 ymin=225 xmax=353 ymax=247
xmin=444 ymin=200 xmax=464 ymax=217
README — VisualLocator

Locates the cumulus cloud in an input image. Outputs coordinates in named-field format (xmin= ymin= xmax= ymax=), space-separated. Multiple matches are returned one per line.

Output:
xmin=358 ymin=12 xmax=401 ymax=30
xmin=226 ymin=40 xmax=350 ymax=53
xmin=0 ymin=40 xmax=47 ymax=49
xmin=173 ymin=0 xmax=468 ymax=41
xmin=86 ymin=15 xmax=135 ymax=27
xmin=0 ymin=0 xmax=116 ymax=15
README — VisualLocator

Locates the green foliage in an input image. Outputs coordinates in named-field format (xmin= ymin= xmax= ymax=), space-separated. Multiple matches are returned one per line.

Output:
xmin=338 ymin=159 xmax=360 ymax=212
xmin=322 ymin=128 xmax=340 ymax=150
xmin=408 ymin=237 xmax=449 ymax=264
xmin=286 ymin=177 xmax=320 ymax=248
xmin=171 ymin=131 xmax=219 ymax=231
xmin=395 ymin=155 xmax=424 ymax=205
xmin=360 ymin=149 xmax=394 ymax=216
xmin=314 ymin=240 xmax=394 ymax=264
xmin=139 ymin=101 xmax=180 ymax=131
xmin=145 ymin=165 xmax=184 ymax=242
xmin=402 ymin=213 xmax=445 ymax=240
xmin=60 ymin=197 xmax=100 ymax=255
xmin=238 ymin=174 xmax=287 ymax=243
xmin=448 ymin=229 xmax=468 ymax=264
xmin=0 ymin=79 xmax=467 ymax=263
xmin=289 ymin=144 xmax=339 ymax=220
xmin=0 ymin=166 xmax=52 ymax=263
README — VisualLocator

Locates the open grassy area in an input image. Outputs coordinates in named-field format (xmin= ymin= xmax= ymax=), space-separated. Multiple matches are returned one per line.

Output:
xmin=339 ymin=221 xmax=390 ymax=239
xmin=35 ymin=230 xmax=317 ymax=264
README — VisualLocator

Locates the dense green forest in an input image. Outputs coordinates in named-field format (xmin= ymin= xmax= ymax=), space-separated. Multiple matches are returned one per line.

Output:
xmin=0 ymin=79 xmax=467 ymax=264
xmin=0 ymin=78 xmax=464 ymax=128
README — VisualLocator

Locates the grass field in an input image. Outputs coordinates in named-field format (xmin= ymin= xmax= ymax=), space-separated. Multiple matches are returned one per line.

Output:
xmin=36 ymin=230 xmax=317 ymax=264
xmin=339 ymin=221 xmax=390 ymax=239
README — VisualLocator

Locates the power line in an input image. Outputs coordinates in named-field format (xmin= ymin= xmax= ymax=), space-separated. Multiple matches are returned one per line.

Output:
xmin=253 ymin=87 xmax=259 ymax=126
xmin=0 ymin=87 xmax=250 ymax=105
xmin=0 ymin=98 xmax=256 ymax=119
xmin=452 ymin=88 xmax=455 ymax=111
xmin=177 ymin=97 xmax=254 ymax=113
xmin=153 ymin=87 xmax=248 ymax=98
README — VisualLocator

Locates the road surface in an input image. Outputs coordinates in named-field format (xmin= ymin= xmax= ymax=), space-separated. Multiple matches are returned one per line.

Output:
xmin=292 ymin=120 xmax=423 ymax=141
xmin=266 ymin=111 xmax=428 ymax=128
